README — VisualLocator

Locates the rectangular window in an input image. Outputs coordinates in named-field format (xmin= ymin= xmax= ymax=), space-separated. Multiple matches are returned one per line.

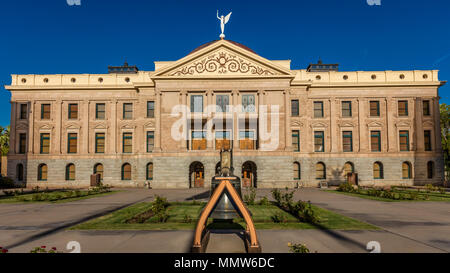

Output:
xmin=314 ymin=102 xmax=324 ymax=118
xmin=239 ymin=131 xmax=256 ymax=150
xmin=424 ymin=130 xmax=432 ymax=151
xmin=399 ymin=130 xmax=409 ymax=151
xmin=191 ymin=131 xmax=206 ymax=150
xmin=215 ymin=131 xmax=231 ymax=150
xmin=40 ymin=133 xmax=50 ymax=154
xmin=67 ymin=133 xmax=78 ymax=154
xmin=371 ymin=131 xmax=381 ymax=152
xmin=398 ymin=101 xmax=408 ymax=116
xmin=147 ymin=101 xmax=155 ymax=118
xmin=343 ymin=131 xmax=353 ymax=152
xmin=314 ymin=131 xmax=324 ymax=152
xmin=242 ymin=94 xmax=255 ymax=112
xmin=123 ymin=103 xmax=133 ymax=119
xmin=191 ymin=95 xmax=203 ymax=113
xmin=370 ymin=101 xmax=380 ymax=117
xmin=292 ymin=130 xmax=300 ymax=152
xmin=342 ymin=101 xmax=352 ymax=117
xmin=68 ymin=104 xmax=78 ymax=119
xmin=41 ymin=104 xmax=51 ymax=120
xmin=147 ymin=131 xmax=154 ymax=152
xmin=96 ymin=103 xmax=106 ymax=120
xmin=123 ymin=133 xmax=133 ymax=153
xmin=95 ymin=133 xmax=105 ymax=154
xmin=423 ymin=100 xmax=430 ymax=116
xmin=20 ymin=104 xmax=27 ymax=119
xmin=216 ymin=95 xmax=229 ymax=113
xmin=291 ymin=100 xmax=299 ymax=116
xmin=19 ymin=133 xmax=27 ymax=154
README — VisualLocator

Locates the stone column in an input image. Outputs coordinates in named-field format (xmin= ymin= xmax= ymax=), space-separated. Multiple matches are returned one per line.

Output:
xmin=154 ymin=91 xmax=162 ymax=152
xmin=433 ymin=97 xmax=443 ymax=151
xmin=55 ymin=100 xmax=62 ymax=154
xmin=415 ymin=98 xmax=424 ymax=151
xmin=357 ymin=98 xmax=367 ymax=152
xmin=181 ymin=91 xmax=188 ymax=151
xmin=386 ymin=97 xmax=396 ymax=152
xmin=83 ymin=101 xmax=90 ymax=154
xmin=111 ymin=100 xmax=117 ymax=154
xmin=9 ymin=102 xmax=16 ymax=154
xmin=284 ymin=90 xmax=292 ymax=151
xmin=28 ymin=101 xmax=35 ymax=155
xmin=206 ymin=91 xmax=213 ymax=150
xmin=330 ymin=98 xmax=337 ymax=153
xmin=233 ymin=91 xmax=239 ymax=150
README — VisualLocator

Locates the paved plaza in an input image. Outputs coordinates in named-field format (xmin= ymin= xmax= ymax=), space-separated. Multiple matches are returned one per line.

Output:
xmin=0 ymin=188 xmax=449 ymax=253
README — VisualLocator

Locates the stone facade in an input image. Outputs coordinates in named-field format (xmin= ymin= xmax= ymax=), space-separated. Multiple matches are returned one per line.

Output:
xmin=4 ymin=39 xmax=446 ymax=189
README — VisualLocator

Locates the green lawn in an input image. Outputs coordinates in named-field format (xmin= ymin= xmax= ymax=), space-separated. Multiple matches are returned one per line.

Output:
xmin=0 ymin=190 xmax=119 ymax=204
xmin=72 ymin=201 xmax=377 ymax=231
xmin=325 ymin=189 xmax=450 ymax=202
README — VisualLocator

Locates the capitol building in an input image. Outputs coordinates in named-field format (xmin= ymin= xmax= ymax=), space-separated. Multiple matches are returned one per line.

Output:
xmin=5 ymin=38 xmax=445 ymax=188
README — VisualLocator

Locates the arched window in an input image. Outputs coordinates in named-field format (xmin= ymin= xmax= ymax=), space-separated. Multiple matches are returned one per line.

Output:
xmin=316 ymin=162 xmax=326 ymax=180
xmin=402 ymin=162 xmax=412 ymax=179
xmin=343 ymin=162 xmax=354 ymax=178
xmin=94 ymin=163 xmax=104 ymax=181
xmin=17 ymin=164 xmax=24 ymax=181
xmin=146 ymin=163 xmax=153 ymax=180
xmin=373 ymin=162 xmax=383 ymax=179
xmin=293 ymin=162 xmax=301 ymax=180
xmin=122 ymin=163 xmax=131 ymax=181
xmin=427 ymin=161 xmax=434 ymax=179
xmin=38 ymin=164 xmax=48 ymax=181
xmin=66 ymin=164 xmax=75 ymax=181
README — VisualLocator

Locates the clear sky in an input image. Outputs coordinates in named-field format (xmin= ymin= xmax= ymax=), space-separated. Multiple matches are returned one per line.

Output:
xmin=1 ymin=0 xmax=449 ymax=126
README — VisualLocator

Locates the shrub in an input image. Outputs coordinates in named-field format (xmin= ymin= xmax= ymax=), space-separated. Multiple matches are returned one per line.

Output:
xmin=271 ymin=212 xmax=288 ymax=223
xmin=337 ymin=182 xmax=355 ymax=193
xmin=182 ymin=214 xmax=192 ymax=223
xmin=154 ymin=211 xmax=169 ymax=223
xmin=281 ymin=188 xmax=295 ymax=210
xmin=425 ymin=184 xmax=437 ymax=193
xmin=0 ymin=177 xmax=16 ymax=189
xmin=152 ymin=196 xmax=169 ymax=213
xmin=3 ymin=190 xmax=15 ymax=197
xmin=271 ymin=189 xmax=282 ymax=207
xmin=438 ymin=187 xmax=446 ymax=194
xmin=288 ymin=243 xmax=310 ymax=253
xmin=297 ymin=201 xmax=319 ymax=224
xmin=32 ymin=193 xmax=47 ymax=202
xmin=151 ymin=196 xmax=170 ymax=223
xmin=257 ymin=196 xmax=270 ymax=206
xmin=243 ymin=188 xmax=256 ymax=205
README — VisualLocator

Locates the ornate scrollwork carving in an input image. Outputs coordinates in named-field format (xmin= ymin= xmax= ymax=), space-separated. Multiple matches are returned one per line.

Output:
xmin=170 ymin=52 xmax=275 ymax=76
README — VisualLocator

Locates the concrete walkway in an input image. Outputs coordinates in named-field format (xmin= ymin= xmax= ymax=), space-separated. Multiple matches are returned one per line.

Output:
xmin=291 ymin=188 xmax=450 ymax=252
xmin=1 ymin=188 xmax=449 ymax=253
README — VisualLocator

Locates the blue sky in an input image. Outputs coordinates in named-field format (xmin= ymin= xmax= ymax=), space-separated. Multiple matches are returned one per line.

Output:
xmin=0 ymin=0 xmax=449 ymax=126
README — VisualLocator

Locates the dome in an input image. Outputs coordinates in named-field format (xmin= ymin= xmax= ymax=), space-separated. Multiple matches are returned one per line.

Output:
xmin=188 ymin=40 xmax=257 ymax=55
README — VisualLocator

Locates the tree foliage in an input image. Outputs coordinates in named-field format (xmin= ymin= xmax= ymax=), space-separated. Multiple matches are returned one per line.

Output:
xmin=0 ymin=126 xmax=10 ymax=156
xmin=440 ymin=103 xmax=450 ymax=181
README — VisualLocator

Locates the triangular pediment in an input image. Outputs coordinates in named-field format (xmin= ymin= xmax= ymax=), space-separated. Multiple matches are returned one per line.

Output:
xmin=367 ymin=121 xmax=384 ymax=128
xmin=153 ymin=40 xmax=294 ymax=79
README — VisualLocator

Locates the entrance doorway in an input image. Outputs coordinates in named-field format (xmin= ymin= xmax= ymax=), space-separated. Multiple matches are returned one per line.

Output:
xmin=242 ymin=161 xmax=257 ymax=188
xmin=190 ymin=162 xmax=205 ymax=188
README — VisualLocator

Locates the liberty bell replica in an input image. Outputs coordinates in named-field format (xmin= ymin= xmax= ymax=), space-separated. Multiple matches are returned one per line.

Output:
xmin=210 ymin=148 xmax=242 ymax=220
